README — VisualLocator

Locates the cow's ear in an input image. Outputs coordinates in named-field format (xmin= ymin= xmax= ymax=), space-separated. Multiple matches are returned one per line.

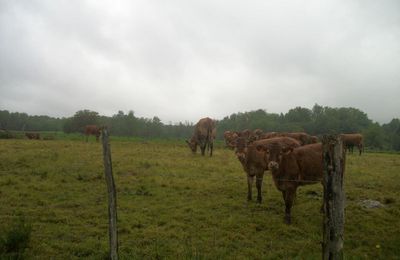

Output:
xmin=284 ymin=147 xmax=294 ymax=155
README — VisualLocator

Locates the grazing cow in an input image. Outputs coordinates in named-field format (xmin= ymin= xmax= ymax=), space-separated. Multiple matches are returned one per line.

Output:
xmin=25 ymin=132 xmax=40 ymax=140
xmin=340 ymin=133 xmax=363 ymax=155
xmin=266 ymin=143 xmax=323 ymax=224
xmin=235 ymin=137 xmax=301 ymax=203
xmin=223 ymin=131 xmax=239 ymax=149
xmin=85 ymin=125 xmax=101 ymax=142
xmin=186 ymin=117 xmax=216 ymax=156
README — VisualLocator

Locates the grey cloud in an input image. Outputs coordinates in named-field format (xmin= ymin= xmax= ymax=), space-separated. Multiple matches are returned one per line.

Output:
xmin=0 ymin=0 xmax=399 ymax=123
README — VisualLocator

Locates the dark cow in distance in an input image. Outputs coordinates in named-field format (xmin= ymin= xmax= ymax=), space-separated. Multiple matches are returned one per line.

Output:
xmin=266 ymin=143 xmax=323 ymax=224
xmin=235 ymin=136 xmax=301 ymax=203
xmin=186 ymin=117 xmax=216 ymax=156
xmin=340 ymin=133 xmax=363 ymax=155
xmin=25 ymin=132 xmax=40 ymax=140
xmin=85 ymin=125 xmax=101 ymax=142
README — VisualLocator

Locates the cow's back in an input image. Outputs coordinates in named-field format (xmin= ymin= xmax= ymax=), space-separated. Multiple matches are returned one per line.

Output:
xmin=195 ymin=117 xmax=215 ymax=139
xmin=292 ymin=143 xmax=323 ymax=182
xmin=341 ymin=133 xmax=363 ymax=145
xmin=254 ymin=136 xmax=301 ymax=151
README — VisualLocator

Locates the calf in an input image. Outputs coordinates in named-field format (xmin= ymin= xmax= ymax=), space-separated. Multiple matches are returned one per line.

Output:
xmin=235 ymin=137 xmax=301 ymax=203
xmin=266 ymin=143 xmax=323 ymax=224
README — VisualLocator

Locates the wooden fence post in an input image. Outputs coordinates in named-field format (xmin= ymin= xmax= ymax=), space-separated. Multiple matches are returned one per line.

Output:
xmin=322 ymin=134 xmax=346 ymax=260
xmin=101 ymin=127 xmax=119 ymax=260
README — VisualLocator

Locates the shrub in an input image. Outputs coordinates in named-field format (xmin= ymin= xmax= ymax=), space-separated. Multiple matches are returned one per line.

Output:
xmin=0 ymin=130 xmax=14 ymax=139
xmin=0 ymin=216 xmax=32 ymax=259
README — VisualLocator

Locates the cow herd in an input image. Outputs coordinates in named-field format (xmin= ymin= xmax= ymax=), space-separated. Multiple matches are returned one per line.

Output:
xmin=14 ymin=117 xmax=363 ymax=224
xmin=187 ymin=117 xmax=364 ymax=224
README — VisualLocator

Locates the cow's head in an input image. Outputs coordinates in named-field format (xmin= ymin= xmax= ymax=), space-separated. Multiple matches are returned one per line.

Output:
xmin=235 ymin=137 xmax=248 ymax=164
xmin=186 ymin=139 xmax=197 ymax=153
xmin=266 ymin=143 xmax=293 ymax=171
xmin=310 ymin=136 xmax=319 ymax=144
xmin=95 ymin=126 xmax=104 ymax=141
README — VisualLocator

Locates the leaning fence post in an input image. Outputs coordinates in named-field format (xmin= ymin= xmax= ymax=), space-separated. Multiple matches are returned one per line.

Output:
xmin=101 ymin=127 xmax=119 ymax=260
xmin=322 ymin=134 xmax=346 ymax=260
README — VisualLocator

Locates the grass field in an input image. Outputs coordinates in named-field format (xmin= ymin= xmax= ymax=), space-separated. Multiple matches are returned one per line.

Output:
xmin=1 ymin=137 xmax=399 ymax=259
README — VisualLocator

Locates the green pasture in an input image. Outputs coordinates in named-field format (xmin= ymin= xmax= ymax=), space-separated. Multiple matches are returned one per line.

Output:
xmin=0 ymin=138 xmax=399 ymax=259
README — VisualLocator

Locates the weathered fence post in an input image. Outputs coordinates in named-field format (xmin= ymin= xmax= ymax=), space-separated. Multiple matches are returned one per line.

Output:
xmin=322 ymin=134 xmax=346 ymax=260
xmin=101 ymin=127 xmax=119 ymax=260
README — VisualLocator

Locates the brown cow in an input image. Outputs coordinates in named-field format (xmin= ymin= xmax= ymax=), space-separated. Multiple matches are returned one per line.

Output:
xmin=25 ymin=132 xmax=40 ymax=140
xmin=248 ymin=128 xmax=264 ymax=143
xmin=340 ymin=133 xmax=363 ymax=155
xmin=235 ymin=137 xmax=301 ymax=203
xmin=280 ymin=132 xmax=317 ymax=145
xmin=186 ymin=117 xmax=216 ymax=156
xmin=310 ymin=135 xmax=319 ymax=144
xmin=258 ymin=132 xmax=316 ymax=145
xmin=259 ymin=132 xmax=278 ymax=139
xmin=266 ymin=143 xmax=323 ymax=224
xmin=223 ymin=130 xmax=239 ymax=149
xmin=85 ymin=125 xmax=101 ymax=142
xmin=227 ymin=129 xmax=265 ymax=146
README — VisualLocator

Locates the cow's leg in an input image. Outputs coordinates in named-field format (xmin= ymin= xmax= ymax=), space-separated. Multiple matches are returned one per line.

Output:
xmin=209 ymin=142 xmax=213 ymax=157
xmin=358 ymin=143 xmax=362 ymax=156
xmin=247 ymin=175 xmax=254 ymax=201
xmin=256 ymin=174 xmax=264 ymax=203
xmin=200 ymin=144 xmax=206 ymax=156
xmin=283 ymin=188 xmax=296 ymax=224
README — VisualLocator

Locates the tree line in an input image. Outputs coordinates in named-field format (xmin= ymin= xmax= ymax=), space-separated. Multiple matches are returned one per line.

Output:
xmin=1 ymin=104 xmax=399 ymax=151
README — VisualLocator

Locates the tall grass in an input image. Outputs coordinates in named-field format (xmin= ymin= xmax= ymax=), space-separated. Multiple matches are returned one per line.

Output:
xmin=0 ymin=138 xmax=399 ymax=258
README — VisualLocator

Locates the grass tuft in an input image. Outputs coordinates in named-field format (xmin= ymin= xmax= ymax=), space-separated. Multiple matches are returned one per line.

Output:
xmin=0 ymin=215 xmax=32 ymax=259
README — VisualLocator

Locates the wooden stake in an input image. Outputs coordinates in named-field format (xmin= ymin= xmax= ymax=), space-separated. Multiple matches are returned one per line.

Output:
xmin=322 ymin=134 xmax=345 ymax=260
xmin=101 ymin=127 xmax=118 ymax=260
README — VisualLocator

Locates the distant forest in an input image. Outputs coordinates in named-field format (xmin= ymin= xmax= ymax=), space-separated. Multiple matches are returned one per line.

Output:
xmin=1 ymin=104 xmax=400 ymax=151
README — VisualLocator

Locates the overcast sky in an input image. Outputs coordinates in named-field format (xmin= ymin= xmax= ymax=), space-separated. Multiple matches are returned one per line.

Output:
xmin=1 ymin=0 xmax=399 ymax=124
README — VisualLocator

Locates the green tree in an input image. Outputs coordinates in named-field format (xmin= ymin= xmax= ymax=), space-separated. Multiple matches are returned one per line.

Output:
xmin=382 ymin=119 xmax=400 ymax=150
xmin=63 ymin=110 xmax=99 ymax=133
xmin=363 ymin=123 xmax=384 ymax=150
